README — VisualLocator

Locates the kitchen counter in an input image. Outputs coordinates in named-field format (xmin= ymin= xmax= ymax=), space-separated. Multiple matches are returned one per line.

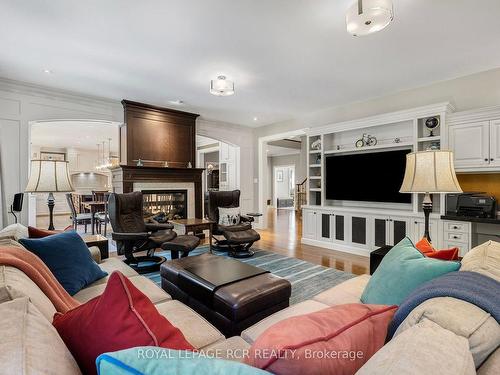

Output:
xmin=441 ymin=215 xmax=500 ymax=225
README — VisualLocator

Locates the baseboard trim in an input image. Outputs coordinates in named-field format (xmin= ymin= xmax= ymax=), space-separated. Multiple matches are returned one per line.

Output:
xmin=301 ymin=238 xmax=370 ymax=257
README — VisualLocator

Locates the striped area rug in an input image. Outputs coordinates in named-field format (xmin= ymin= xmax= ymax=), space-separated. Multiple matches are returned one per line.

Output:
xmin=144 ymin=246 xmax=355 ymax=305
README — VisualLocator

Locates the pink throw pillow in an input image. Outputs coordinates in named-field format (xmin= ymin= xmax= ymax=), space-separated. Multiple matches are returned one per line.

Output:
xmin=245 ymin=303 xmax=397 ymax=375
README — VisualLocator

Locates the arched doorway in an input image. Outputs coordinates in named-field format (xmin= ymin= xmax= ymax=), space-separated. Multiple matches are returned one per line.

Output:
xmin=28 ymin=119 xmax=121 ymax=228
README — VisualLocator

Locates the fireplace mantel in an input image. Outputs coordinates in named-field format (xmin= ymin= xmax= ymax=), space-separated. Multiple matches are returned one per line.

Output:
xmin=111 ymin=165 xmax=204 ymax=218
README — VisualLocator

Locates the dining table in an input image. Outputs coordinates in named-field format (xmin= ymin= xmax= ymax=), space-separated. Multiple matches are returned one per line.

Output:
xmin=81 ymin=201 xmax=107 ymax=235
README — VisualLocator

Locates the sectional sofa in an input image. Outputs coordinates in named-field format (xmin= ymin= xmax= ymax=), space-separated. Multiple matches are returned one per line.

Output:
xmin=0 ymin=223 xmax=498 ymax=374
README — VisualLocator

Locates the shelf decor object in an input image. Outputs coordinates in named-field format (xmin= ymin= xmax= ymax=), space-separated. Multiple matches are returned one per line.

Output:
xmin=346 ymin=0 xmax=394 ymax=37
xmin=400 ymin=150 xmax=462 ymax=242
xmin=25 ymin=160 xmax=74 ymax=230
xmin=311 ymin=139 xmax=322 ymax=150
xmin=425 ymin=117 xmax=440 ymax=137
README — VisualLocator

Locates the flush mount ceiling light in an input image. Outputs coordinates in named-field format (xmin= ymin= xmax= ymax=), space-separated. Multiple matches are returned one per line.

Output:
xmin=210 ymin=75 xmax=235 ymax=96
xmin=346 ymin=0 xmax=394 ymax=36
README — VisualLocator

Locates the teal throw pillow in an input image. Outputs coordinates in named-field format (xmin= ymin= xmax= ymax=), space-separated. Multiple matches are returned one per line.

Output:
xmin=361 ymin=237 xmax=461 ymax=306
xmin=96 ymin=347 xmax=271 ymax=375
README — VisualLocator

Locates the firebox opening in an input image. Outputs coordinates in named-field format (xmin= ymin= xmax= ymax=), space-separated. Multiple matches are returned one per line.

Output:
xmin=142 ymin=190 xmax=188 ymax=223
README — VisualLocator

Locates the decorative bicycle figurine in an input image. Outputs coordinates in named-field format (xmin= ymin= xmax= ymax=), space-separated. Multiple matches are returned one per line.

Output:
xmin=355 ymin=133 xmax=377 ymax=148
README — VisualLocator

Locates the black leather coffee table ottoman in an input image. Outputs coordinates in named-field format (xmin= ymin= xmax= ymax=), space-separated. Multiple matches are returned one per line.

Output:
xmin=160 ymin=253 xmax=291 ymax=337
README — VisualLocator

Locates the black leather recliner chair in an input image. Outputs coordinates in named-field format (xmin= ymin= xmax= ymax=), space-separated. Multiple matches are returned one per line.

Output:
xmin=108 ymin=191 xmax=176 ymax=273
xmin=206 ymin=190 xmax=260 ymax=258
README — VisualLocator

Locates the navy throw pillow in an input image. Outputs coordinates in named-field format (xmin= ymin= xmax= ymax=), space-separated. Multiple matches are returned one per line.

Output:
xmin=19 ymin=230 xmax=108 ymax=295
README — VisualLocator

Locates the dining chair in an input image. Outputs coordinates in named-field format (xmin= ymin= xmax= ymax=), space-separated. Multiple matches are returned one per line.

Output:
xmin=65 ymin=193 xmax=92 ymax=233
xmin=93 ymin=191 xmax=111 ymax=236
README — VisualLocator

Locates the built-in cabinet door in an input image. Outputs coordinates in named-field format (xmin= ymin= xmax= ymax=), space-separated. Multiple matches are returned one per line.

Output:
xmin=334 ymin=214 xmax=346 ymax=242
xmin=317 ymin=212 xmax=334 ymax=242
xmin=390 ymin=217 xmax=409 ymax=245
xmin=350 ymin=215 xmax=369 ymax=248
xmin=373 ymin=216 xmax=390 ymax=248
xmin=449 ymin=121 xmax=490 ymax=168
xmin=489 ymin=119 xmax=500 ymax=167
xmin=302 ymin=210 xmax=317 ymax=239
xmin=412 ymin=219 xmax=439 ymax=246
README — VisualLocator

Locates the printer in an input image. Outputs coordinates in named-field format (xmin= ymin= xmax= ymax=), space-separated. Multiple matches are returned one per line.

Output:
xmin=446 ymin=192 xmax=497 ymax=218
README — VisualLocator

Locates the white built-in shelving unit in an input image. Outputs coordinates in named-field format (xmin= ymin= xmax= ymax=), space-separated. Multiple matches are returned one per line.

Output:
xmin=302 ymin=102 xmax=458 ymax=256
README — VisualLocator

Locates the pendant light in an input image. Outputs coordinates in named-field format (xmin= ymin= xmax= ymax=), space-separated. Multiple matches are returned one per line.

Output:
xmin=346 ymin=0 xmax=394 ymax=36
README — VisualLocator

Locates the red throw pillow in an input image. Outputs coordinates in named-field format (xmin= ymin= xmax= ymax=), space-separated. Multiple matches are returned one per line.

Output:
xmin=53 ymin=271 xmax=193 ymax=375
xmin=28 ymin=225 xmax=73 ymax=238
xmin=415 ymin=238 xmax=459 ymax=261
xmin=245 ymin=304 xmax=397 ymax=375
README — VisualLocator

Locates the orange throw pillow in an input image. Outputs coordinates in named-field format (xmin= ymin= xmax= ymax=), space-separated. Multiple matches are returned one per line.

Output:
xmin=415 ymin=238 xmax=459 ymax=261
xmin=245 ymin=304 xmax=397 ymax=375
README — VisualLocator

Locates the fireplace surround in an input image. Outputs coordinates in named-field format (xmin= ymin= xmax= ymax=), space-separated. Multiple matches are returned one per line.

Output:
xmin=111 ymin=165 xmax=204 ymax=219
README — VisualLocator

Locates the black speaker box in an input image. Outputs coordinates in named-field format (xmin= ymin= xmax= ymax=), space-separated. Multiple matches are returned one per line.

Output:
xmin=12 ymin=193 xmax=24 ymax=212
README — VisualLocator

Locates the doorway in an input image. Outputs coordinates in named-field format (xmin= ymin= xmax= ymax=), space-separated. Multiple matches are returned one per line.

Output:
xmin=28 ymin=119 xmax=121 ymax=229
xmin=273 ymin=165 xmax=295 ymax=209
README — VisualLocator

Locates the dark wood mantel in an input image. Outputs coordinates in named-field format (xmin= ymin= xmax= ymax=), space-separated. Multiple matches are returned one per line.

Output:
xmin=111 ymin=165 xmax=205 ymax=219
xmin=120 ymin=100 xmax=200 ymax=166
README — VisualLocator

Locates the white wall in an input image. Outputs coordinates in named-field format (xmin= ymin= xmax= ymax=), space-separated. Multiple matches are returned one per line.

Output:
xmin=273 ymin=166 xmax=293 ymax=203
xmin=252 ymin=67 xmax=500 ymax=215
xmin=0 ymin=79 xmax=123 ymax=227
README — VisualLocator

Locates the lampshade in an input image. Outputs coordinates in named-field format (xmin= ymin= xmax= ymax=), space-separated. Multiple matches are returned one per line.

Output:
xmin=210 ymin=75 xmax=235 ymax=96
xmin=346 ymin=0 xmax=394 ymax=36
xmin=400 ymin=151 xmax=462 ymax=194
xmin=25 ymin=160 xmax=74 ymax=193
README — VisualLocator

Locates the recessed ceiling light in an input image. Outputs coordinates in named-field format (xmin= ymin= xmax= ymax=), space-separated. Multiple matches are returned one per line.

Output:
xmin=168 ymin=99 xmax=184 ymax=105
xmin=43 ymin=69 xmax=52 ymax=74
xmin=253 ymin=117 xmax=258 ymax=121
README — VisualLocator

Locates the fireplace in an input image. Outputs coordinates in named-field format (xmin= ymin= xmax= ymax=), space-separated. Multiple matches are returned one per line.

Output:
xmin=142 ymin=190 xmax=188 ymax=222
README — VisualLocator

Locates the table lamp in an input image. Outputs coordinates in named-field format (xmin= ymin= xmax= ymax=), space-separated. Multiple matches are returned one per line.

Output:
xmin=400 ymin=150 xmax=462 ymax=242
xmin=25 ymin=160 xmax=74 ymax=230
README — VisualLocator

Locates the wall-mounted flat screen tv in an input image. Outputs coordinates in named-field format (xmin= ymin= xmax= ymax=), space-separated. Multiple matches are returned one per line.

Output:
xmin=325 ymin=149 xmax=412 ymax=204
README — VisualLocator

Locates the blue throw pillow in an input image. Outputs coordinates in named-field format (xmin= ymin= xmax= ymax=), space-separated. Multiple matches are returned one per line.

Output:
xmin=96 ymin=347 xmax=271 ymax=375
xmin=19 ymin=231 xmax=107 ymax=295
xmin=361 ymin=237 xmax=461 ymax=306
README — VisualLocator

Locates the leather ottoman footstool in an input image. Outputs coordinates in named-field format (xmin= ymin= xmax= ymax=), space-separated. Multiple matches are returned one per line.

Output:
xmin=161 ymin=235 xmax=200 ymax=260
xmin=221 ymin=228 xmax=261 ymax=258
xmin=160 ymin=253 xmax=291 ymax=337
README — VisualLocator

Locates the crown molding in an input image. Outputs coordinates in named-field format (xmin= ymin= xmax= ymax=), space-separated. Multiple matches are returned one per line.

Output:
xmin=0 ymin=77 xmax=121 ymax=110
xmin=448 ymin=104 xmax=500 ymax=125
xmin=307 ymin=102 xmax=454 ymax=136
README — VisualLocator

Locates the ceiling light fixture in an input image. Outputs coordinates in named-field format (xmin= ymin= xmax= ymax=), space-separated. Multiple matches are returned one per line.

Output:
xmin=253 ymin=117 xmax=258 ymax=121
xmin=210 ymin=75 xmax=235 ymax=96
xmin=168 ymin=99 xmax=184 ymax=105
xmin=346 ymin=0 xmax=394 ymax=36
xmin=43 ymin=69 xmax=52 ymax=74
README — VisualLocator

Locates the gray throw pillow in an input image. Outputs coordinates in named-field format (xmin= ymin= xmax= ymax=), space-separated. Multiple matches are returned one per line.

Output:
xmin=218 ymin=207 xmax=241 ymax=226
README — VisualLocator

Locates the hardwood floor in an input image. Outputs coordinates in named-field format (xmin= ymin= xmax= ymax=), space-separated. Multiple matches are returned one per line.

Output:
xmin=254 ymin=208 xmax=369 ymax=275
xmin=37 ymin=208 xmax=370 ymax=275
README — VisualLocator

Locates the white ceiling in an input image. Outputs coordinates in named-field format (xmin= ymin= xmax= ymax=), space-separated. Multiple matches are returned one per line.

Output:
xmin=2 ymin=1 xmax=500 ymax=127
xmin=31 ymin=120 xmax=120 ymax=152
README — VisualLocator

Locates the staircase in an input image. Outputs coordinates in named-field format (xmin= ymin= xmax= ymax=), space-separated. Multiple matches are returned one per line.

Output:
xmin=295 ymin=178 xmax=307 ymax=215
